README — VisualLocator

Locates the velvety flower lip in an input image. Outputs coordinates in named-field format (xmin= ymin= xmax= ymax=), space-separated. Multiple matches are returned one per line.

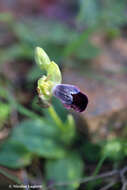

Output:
xmin=52 ymin=84 xmax=88 ymax=112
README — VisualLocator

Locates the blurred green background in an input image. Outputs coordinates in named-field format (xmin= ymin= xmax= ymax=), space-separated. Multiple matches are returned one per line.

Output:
xmin=0 ymin=0 xmax=127 ymax=189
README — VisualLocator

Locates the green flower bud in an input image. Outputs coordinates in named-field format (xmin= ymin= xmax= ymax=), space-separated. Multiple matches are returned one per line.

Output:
xmin=35 ymin=47 xmax=62 ymax=107
xmin=35 ymin=47 xmax=51 ymax=71
xmin=47 ymin=61 xmax=62 ymax=84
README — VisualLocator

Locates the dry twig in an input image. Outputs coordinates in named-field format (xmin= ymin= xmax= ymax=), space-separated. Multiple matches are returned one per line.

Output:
xmin=47 ymin=166 xmax=127 ymax=190
xmin=47 ymin=169 xmax=119 ymax=189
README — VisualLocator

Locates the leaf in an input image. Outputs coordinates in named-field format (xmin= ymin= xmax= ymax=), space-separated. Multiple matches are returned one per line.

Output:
xmin=83 ymin=142 xmax=101 ymax=162
xmin=75 ymin=40 xmax=100 ymax=60
xmin=63 ymin=28 xmax=94 ymax=58
xmin=101 ymin=0 xmax=127 ymax=27
xmin=0 ymin=140 xmax=32 ymax=168
xmin=61 ymin=115 xmax=76 ymax=146
xmin=78 ymin=0 xmax=127 ymax=28
xmin=102 ymin=139 xmax=124 ymax=161
xmin=45 ymin=153 xmax=84 ymax=190
xmin=77 ymin=0 xmax=99 ymax=26
xmin=11 ymin=120 xmax=66 ymax=158
xmin=0 ymin=44 xmax=33 ymax=64
xmin=0 ymin=102 xmax=10 ymax=129
xmin=52 ymin=97 xmax=68 ymax=122
xmin=14 ymin=18 xmax=78 ymax=45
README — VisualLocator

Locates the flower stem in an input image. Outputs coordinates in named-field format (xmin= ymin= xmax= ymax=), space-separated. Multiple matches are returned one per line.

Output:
xmin=93 ymin=154 xmax=107 ymax=176
xmin=48 ymin=106 xmax=64 ymax=131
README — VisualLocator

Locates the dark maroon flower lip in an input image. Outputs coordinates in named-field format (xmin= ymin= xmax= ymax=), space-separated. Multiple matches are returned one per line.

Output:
xmin=52 ymin=84 xmax=88 ymax=112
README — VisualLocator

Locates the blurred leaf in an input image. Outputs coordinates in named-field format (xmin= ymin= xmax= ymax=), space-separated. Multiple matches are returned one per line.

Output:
xmin=86 ymin=179 xmax=102 ymax=190
xmin=0 ymin=44 xmax=33 ymax=64
xmin=44 ymin=44 xmax=64 ymax=63
xmin=101 ymin=0 xmax=127 ymax=27
xmin=0 ymin=140 xmax=32 ymax=168
xmin=14 ymin=18 xmax=78 ymax=45
xmin=106 ymin=28 xmax=120 ymax=40
xmin=78 ymin=0 xmax=127 ymax=28
xmin=122 ymin=140 xmax=127 ymax=157
xmin=12 ymin=18 xmax=78 ymax=62
xmin=52 ymin=97 xmax=68 ymax=122
xmin=0 ymin=102 xmax=10 ymax=129
xmin=0 ymin=17 xmax=79 ymax=63
xmin=75 ymin=40 xmax=100 ymax=60
xmin=0 ymin=86 xmax=8 ymax=98
xmin=83 ymin=142 xmax=101 ymax=162
xmin=62 ymin=115 xmax=76 ymax=146
xmin=45 ymin=153 xmax=84 ymax=190
xmin=0 ymin=16 xmax=100 ymax=64
xmin=11 ymin=120 xmax=67 ymax=158
xmin=63 ymin=28 xmax=94 ymax=58
xmin=102 ymin=139 xmax=124 ymax=161
xmin=77 ymin=0 xmax=99 ymax=26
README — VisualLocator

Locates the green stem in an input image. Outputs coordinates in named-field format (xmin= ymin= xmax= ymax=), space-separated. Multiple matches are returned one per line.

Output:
xmin=0 ymin=86 xmax=41 ymax=120
xmin=93 ymin=154 xmax=107 ymax=176
xmin=87 ymin=155 xmax=107 ymax=190
xmin=48 ymin=106 xmax=64 ymax=131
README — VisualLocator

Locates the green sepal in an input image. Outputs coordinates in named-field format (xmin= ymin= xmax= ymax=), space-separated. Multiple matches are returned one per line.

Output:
xmin=35 ymin=47 xmax=51 ymax=71
xmin=34 ymin=47 xmax=62 ymax=106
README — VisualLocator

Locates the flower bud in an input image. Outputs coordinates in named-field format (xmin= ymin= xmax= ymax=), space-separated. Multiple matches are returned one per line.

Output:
xmin=35 ymin=47 xmax=51 ymax=71
xmin=35 ymin=47 xmax=62 ymax=107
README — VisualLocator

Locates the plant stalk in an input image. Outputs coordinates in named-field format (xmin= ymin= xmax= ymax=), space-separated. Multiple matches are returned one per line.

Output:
xmin=48 ymin=106 xmax=64 ymax=131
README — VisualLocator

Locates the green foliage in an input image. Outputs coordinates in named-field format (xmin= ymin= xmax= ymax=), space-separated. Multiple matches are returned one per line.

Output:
xmin=77 ymin=0 xmax=99 ymax=26
xmin=63 ymin=28 xmax=95 ymax=58
xmin=0 ymin=98 xmax=76 ymax=164
xmin=0 ymin=102 xmax=10 ymax=129
xmin=102 ymin=139 xmax=125 ymax=161
xmin=52 ymin=97 xmax=68 ymax=122
xmin=0 ymin=17 xmax=78 ymax=64
xmin=83 ymin=142 xmax=101 ymax=162
xmin=75 ymin=40 xmax=100 ymax=60
xmin=0 ymin=44 xmax=33 ymax=64
xmin=45 ymin=153 xmax=84 ymax=190
xmin=0 ymin=15 xmax=100 ymax=69
xmin=14 ymin=18 xmax=77 ymax=45
xmin=11 ymin=119 xmax=66 ymax=158
xmin=78 ymin=0 xmax=127 ymax=28
xmin=0 ymin=140 xmax=32 ymax=168
xmin=0 ymin=90 xmax=82 ymax=189
xmin=0 ymin=1 xmax=127 ymax=187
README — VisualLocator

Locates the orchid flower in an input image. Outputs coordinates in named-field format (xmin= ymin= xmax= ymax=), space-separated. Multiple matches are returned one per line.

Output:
xmin=35 ymin=47 xmax=88 ymax=112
